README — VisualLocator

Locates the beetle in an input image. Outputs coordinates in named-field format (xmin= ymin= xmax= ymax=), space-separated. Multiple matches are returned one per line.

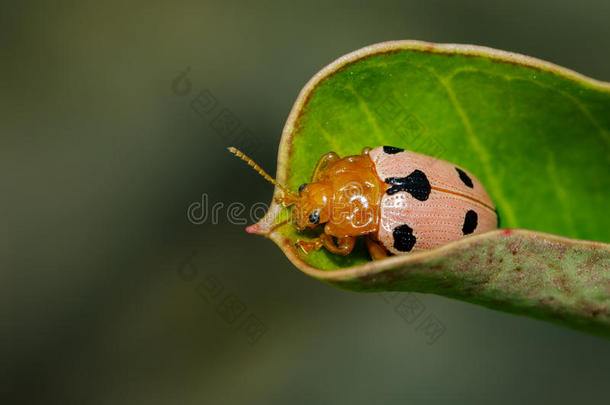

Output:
xmin=228 ymin=146 xmax=497 ymax=260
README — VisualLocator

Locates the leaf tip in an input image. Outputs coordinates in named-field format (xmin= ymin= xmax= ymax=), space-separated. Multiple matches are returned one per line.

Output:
xmin=245 ymin=224 xmax=261 ymax=234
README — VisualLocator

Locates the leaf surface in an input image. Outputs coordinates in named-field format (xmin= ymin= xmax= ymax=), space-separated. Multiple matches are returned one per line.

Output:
xmin=247 ymin=41 xmax=610 ymax=336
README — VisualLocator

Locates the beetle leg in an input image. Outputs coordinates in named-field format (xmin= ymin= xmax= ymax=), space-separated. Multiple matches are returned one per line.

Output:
xmin=320 ymin=234 xmax=355 ymax=255
xmin=295 ymin=238 xmax=323 ymax=254
xmin=311 ymin=152 xmax=340 ymax=182
xmin=296 ymin=234 xmax=355 ymax=255
xmin=366 ymin=236 xmax=389 ymax=260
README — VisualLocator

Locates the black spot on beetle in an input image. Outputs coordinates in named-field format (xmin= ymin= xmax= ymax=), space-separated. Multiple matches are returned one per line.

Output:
xmin=385 ymin=170 xmax=431 ymax=201
xmin=393 ymin=224 xmax=416 ymax=252
xmin=309 ymin=210 xmax=320 ymax=224
xmin=383 ymin=146 xmax=404 ymax=154
xmin=455 ymin=167 xmax=473 ymax=188
xmin=462 ymin=210 xmax=478 ymax=235
xmin=298 ymin=183 xmax=307 ymax=193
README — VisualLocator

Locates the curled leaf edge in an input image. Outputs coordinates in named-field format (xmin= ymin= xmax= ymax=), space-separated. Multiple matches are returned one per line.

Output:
xmin=248 ymin=40 xmax=610 ymax=278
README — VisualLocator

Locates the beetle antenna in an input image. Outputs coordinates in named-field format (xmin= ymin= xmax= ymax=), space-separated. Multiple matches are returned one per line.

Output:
xmin=227 ymin=147 xmax=297 ymax=202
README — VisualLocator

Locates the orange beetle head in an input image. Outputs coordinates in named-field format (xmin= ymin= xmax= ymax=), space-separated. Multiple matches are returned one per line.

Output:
xmin=292 ymin=181 xmax=333 ymax=230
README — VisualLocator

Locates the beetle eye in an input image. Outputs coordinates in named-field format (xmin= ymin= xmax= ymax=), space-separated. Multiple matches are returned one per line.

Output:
xmin=309 ymin=210 xmax=320 ymax=224
xmin=298 ymin=183 xmax=307 ymax=193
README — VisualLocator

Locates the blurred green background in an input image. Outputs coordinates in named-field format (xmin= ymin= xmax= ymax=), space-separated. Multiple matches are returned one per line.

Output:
xmin=3 ymin=1 xmax=609 ymax=404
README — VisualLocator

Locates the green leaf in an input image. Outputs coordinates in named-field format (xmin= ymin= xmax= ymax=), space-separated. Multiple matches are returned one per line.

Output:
xmin=245 ymin=41 xmax=610 ymax=337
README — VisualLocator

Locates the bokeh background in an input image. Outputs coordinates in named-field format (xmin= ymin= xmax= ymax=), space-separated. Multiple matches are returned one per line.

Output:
xmin=3 ymin=1 xmax=610 ymax=404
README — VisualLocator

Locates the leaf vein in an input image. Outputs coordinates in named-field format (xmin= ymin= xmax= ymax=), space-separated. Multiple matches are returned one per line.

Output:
xmin=345 ymin=84 xmax=385 ymax=145
xmin=428 ymin=67 xmax=519 ymax=227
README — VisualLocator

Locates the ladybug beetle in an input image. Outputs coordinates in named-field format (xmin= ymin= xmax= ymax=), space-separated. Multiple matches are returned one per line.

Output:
xmin=229 ymin=146 xmax=497 ymax=260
